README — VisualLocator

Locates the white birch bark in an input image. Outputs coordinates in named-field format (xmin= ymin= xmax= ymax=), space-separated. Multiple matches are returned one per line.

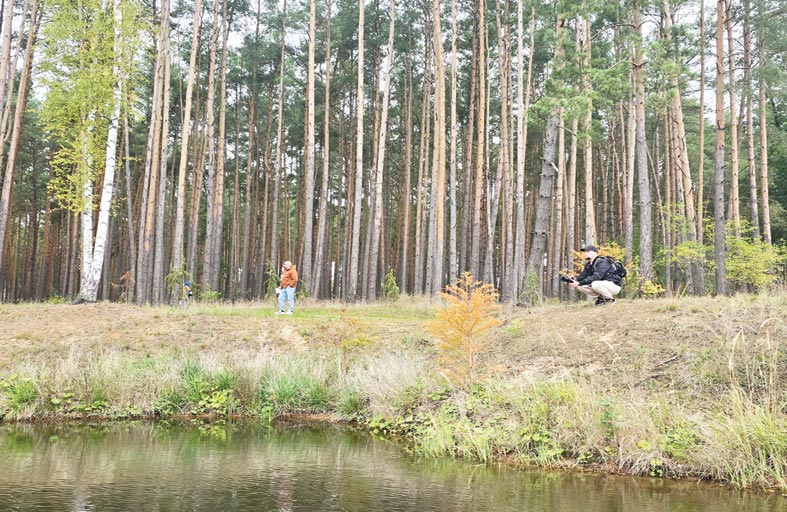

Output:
xmin=78 ymin=0 xmax=122 ymax=302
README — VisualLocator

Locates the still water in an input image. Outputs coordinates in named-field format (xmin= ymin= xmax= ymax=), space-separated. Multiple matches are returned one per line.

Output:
xmin=0 ymin=421 xmax=785 ymax=512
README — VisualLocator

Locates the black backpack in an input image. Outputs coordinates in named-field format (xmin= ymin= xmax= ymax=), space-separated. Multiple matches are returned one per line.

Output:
xmin=602 ymin=256 xmax=627 ymax=281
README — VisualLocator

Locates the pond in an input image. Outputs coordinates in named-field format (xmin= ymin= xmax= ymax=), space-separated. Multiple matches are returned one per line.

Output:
xmin=0 ymin=421 xmax=785 ymax=511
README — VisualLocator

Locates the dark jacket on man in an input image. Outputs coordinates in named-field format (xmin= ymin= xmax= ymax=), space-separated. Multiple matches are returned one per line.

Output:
xmin=576 ymin=257 xmax=621 ymax=287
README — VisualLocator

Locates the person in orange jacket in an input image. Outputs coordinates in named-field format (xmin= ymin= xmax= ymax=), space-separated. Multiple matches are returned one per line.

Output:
xmin=276 ymin=260 xmax=298 ymax=314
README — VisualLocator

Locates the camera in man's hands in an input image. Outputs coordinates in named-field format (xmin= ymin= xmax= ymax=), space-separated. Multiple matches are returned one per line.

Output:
xmin=559 ymin=274 xmax=576 ymax=284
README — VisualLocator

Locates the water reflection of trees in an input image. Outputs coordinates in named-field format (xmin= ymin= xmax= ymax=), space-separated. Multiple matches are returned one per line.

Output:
xmin=0 ymin=422 xmax=783 ymax=512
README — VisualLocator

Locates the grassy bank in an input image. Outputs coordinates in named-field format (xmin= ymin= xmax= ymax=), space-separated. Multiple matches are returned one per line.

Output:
xmin=1 ymin=295 xmax=786 ymax=490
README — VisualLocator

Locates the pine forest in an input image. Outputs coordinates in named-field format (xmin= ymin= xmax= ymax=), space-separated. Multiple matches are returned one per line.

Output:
xmin=0 ymin=0 xmax=785 ymax=305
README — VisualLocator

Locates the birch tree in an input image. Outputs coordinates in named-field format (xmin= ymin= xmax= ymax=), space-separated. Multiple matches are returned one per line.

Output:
xmin=39 ymin=0 xmax=138 ymax=302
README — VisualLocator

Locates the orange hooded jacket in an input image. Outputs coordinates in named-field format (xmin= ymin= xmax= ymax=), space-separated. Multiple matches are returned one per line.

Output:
xmin=280 ymin=265 xmax=298 ymax=288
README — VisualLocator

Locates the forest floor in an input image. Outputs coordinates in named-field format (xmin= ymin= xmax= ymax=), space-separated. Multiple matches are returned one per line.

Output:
xmin=1 ymin=293 xmax=784 ymax=403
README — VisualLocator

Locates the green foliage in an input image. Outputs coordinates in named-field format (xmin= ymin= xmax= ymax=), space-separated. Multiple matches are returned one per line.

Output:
xmin=335 ymin=389 xmax=366 ymax=420
xmin=48 ymin=390 xmax=110 ymax=416
xmin=381 ymin=269 xmax=400 ymax=301
xmin=256 ymin=361 xmax=334 ymax=417
xmin=197 ymin=420 xmax=228 ymax=441
xmin=724 ymin=233 xmax=785 ymax=290
xmin=45 ymin=294 xmax=68 ymax=305
xmin=0 ymin=375 xmax=39 ymax=414
xmin=153 ymin=364 xmax=239 ymax=417
xmin=39 ymin=0 xmax=143 ymax=212
xmin=519 ymin=269 xmax=542 ymax=307
xmin=200 ymin=286 xmax=221 ymax=303
xmin=504 ymin=318 xmax=525 ymax=338
xmin=264 ymin=263 xmax=279 ymax=299
xmin=297 ymin=281 xmax=310 ymax=299
xmin=165 ymin=268 xmax=193 ymax=304
xmin=671 ymin=241 xmax=706 ymax=270
xmin=640 ymin=280 xmax=666 ymax=299
xmin=315 ymin=312 xmax=375 ymax=377
xmin=196 ymin=388 xmax=236 ymax=416
xmin=153 ymin=389 xmax=187 ymax=416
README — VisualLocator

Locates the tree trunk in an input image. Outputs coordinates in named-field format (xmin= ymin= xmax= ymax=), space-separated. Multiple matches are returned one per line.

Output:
xmin=313 ymin=0 xmax=332 ymax=299
xmin=122 ymin=115 xmax=136 ymax=301
xmin=429 ymin=0 xmax=446 ymax=295
xmin=525 ymin=112 xmax=558 ymax=299
xmin=0 ymin=0 xmax=14 ymax=118
xmin=495 ymin=0 xmax=513 ymax=301
xmin=550 ymin=107 xmax=565 ymax=298
xmin=78 ymin=0 xmax=121 ymax=302
xmin=368 ymin=0 xmax=395 ymax=300
xmin=152 ymin=23 xmax=171 ymax=305
xmin=201 ymin=0 xmax=220 ymax=292
xmin=448 ymin=0 xmax=458 ymax=285
xmin=697 ymin=0 xmax=706 ymax=244
xmin=470 ymin=0 xmax=485 ymax=280
xmin=581 ymin=15 xmax=596 ymax=246
xmin=743 ymin=0 xmax=760 ymax=239
xmin=714 ymin=0 xmax=728 ymax=295
xmin=270 ymin=0 xmax=287 ymax=272
xmin=634 ymin=4 xmax=653 ymax=284
xmin=514 ymin=7 xmax=535 ymax=298
xmin=414 ymin=31 xmax=431 ymax=295
xmin=663 ymin=0 xmax=705 ymax=295
xmin=524 ymin=13 xmax=562 ymax=300
xmin=186 ymin=120 xmax=207 ymax=279
xmin=624 ymin=94 xmax=635 ymax=262
xmin=172 ymin=0 xmax=202 ymax=274
xmin=301 ymin=0 xmax=317 ymax=292
xmin=757 ymin=3 xmax=771 ymax=244
xmin=347 ymin=0 xmax=364 ymax=301
xmin=460 ymin=19 xmax=477 ymax=278
xmin=399 ymin=58 xmax=412 ymax=293
xmin=725 ymin=1 xmax=740 ymax=237
xmin=230 ymin=95 xmax=242 ymax=300
xmin=0 ymin=0 xmax=38 ymax=279
xmin=137 ymin=0 xmax=170 ymax=303
xmin=240 ymin=96 xmax=255 ymax=297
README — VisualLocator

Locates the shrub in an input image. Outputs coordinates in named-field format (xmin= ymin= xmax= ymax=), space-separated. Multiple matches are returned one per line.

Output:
xmin=426 ymin=273 xmax=501 ymax=385
xmin=200 ymin=286 xmax=221 ymax=303
xmin=381 ymin=269 xmax=400 ymax=301
xmin=0 ymin=375 xmax=39 ymax=415
xmin=165 ymin=267 xmax=193 ymax=305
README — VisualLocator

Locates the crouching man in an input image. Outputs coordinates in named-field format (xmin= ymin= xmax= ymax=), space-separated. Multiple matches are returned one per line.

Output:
xmin=569 ymin=245 xmax=621 ymax=305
